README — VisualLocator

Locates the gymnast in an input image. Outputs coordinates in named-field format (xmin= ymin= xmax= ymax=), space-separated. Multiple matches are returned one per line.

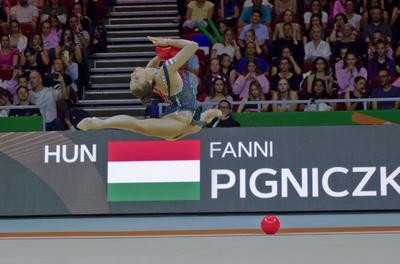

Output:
xmin=77 ymin=37 xmax=222 ymax=140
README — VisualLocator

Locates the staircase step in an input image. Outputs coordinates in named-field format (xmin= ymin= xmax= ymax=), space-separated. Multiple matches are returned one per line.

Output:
xmin=107 ymin=36 xmax=178 ymax=44
xmin=108 ymin=17 xmax=178 ymax=25
xmin=90 ymin=67 xmax=132 ymax=73
xmin=106 ymin=23 xmax=178 ymax=30
xmin=114 ymin=0 xmax=177 ymax=5
xmin=107 ymin=29 xmax=178 ymax=38
xmin=85 ymin=90 xmax=132 ymax=100
xmin=92 ymin=51 xmax=156 ymax=59
xmin=108 ymin=10 xmax=177 ymax=17
xmin=94 ymin=58 xmax=149 ymax=68
xmin=106 ymin=44 xmax=154 ymax=52
xmin=90 ymin=74 xmax=130 ymax=84
xmin=113 ymin=4 xmax=177 ymax=12
xmin=90 ymin=83 xmax=130 ymax=89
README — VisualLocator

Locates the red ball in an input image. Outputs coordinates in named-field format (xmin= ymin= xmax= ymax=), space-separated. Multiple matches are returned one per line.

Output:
xmin=260 ymin=215 xmax=280 ymax=235
xmin=155 ymin=46 xmax=181 ymax=60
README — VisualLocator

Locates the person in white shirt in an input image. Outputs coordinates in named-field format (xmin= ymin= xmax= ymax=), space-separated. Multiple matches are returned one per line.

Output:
xmin=10 ymin=0 xmax=39 ymax=32
xmin=304 ymin=25 xmax=331 ymax=63
xmin=344 ymin=0 xmax=362 ymax=30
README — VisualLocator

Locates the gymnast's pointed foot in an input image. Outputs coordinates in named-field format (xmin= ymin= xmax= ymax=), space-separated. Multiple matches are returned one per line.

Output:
xmin=201 ymin=109 xmax=223 ymax=124
xmin=77 ymin=117 xmax=104 ymax=131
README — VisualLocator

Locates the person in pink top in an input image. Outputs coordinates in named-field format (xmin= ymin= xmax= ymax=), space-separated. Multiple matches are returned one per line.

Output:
xmin=332 ymin=0 xmax=346 ymax=17
xmin=41 ymin=20 xmax=59 ymax=50
xmin=0 ymin=35 xmax=18 ymax=80
xmin=233 ymin=59 xmax=270 ymax=98
xmin=336 ymin=50 xmax=367 ymax=95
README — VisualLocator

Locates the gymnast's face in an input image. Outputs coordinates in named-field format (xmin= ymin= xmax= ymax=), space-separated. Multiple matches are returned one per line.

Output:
xmin=130 ymin=67 xmax=153 ymax=105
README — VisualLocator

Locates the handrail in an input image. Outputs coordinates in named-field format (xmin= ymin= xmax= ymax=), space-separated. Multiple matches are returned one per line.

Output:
xmin=158 ymin=97 xmax=400 ymax=115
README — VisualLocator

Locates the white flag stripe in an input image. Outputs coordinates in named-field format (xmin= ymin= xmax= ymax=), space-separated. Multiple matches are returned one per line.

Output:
xmin=108 ymin=160 xmax=200 ymax=183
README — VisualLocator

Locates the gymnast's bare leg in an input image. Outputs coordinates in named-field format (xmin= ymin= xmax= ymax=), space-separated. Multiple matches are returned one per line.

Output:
xmin=77 ymin=109 xmax=221 ymax=140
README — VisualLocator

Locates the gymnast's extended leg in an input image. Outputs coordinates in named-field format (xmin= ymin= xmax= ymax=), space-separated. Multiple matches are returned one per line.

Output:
xmin=77 ymin=115 xmax=191 ymax=140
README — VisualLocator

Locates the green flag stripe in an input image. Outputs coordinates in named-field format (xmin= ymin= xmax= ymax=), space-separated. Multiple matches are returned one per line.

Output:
xmin=108 ymin=182 xmax=200 ymax=202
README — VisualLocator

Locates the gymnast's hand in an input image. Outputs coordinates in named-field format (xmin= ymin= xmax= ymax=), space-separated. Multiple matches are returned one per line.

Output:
xmin=147 ymin=36 xmax=169 ymax=46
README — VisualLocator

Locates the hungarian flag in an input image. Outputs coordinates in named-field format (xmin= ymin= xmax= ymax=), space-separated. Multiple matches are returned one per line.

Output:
xmin=107 ymin=140 xmax=200 ymax=202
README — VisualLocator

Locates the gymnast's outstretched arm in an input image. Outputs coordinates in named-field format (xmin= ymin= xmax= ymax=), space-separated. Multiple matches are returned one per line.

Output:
xmin=146 ymin=56 xmax=161 ymax=68
xmin=147 ymin=37 xmax=198 ymax=72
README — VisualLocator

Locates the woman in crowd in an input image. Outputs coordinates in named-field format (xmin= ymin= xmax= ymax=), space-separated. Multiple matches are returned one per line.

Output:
xmin=344 ymin=76 xmax=368 ymax=110
xmin=8 ymin=20 xmax=28 ymax=53
xmin=233 ymin=59 xmax=270 ymax=99
xmin=306 ymin=57 xmax=333 ymax=95
xmin=41 ymin=0 xmax=68 ymax=25
xmin=55 ymin=28 xmax=83 ymax=65
xmin=20 ymin=33 xmax=50 ymax=67
xmin=272 ymin=9 xmax=302 ymax=42
xmin=328 ymin=13 xmax=348 ymax=42
xmin=203 ymin=75 xmax=233 ymax=110
xmin=235 ymin=41 xmax=269 ymax=75
xmin=304 ymin=78 xmax=335 ymax=111
xmin=271 ymin=78 xmax=297 ymax=112
xmin=41 ymin=20 xmax=59 ymax=51
xmin=274 ymin=0 xmax=297 ymax=17
xmin=237 ymin=79 xmax=268 ymax=112
xmin=0 ymin=35 xmax=18 ymax=80
xmin=336 ymin=50 xmax=367 ymax=95
xmin=219 ymin=53 xmax=236 ymax=90
xmin=270 ymin=57 xmax=303 ymax=94
xmin=304 ymin=0 xmax=329 ymax=31
xmin=211 ymin=28 xmax=237 ymax=60
xmin=271 ymin=46 xmax=302 ymax=76
xmin=304 ymin=25 xmax=331 ymax=64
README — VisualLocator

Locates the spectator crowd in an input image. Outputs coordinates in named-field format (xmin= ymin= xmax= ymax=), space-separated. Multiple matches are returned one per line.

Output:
xmin=0 ymin=0 xmax=106 ymax=130
xmin=178 ymin=0 xmax=400 ymax=118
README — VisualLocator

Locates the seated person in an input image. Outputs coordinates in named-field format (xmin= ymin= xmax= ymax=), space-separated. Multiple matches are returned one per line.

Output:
xmin=183 ymin=0 xmax=214 ymax=29
xmin=10 ymin=0 xmax=39 ymax=33
xmin=344 ymin=0 xmax=362 ymax=31
xmin=216 ymin=0 xmax=240 ymax=25
xmin=274 ymin=0 xmax=297 ymax=17
xmin=40 ymin=0 xmax=68 ymax=25
xmin=237 ymin=79 xmax=268 ymax=112
xmin=270 ymin=46 xmax=302 ymax=76
xmin=238 ymin=0 xmax=272 ymax=28
xmin=272 ymin=9 xmax=302 ymax=42
xmin=367 ymin=40 xmax=396 ymax=81
xmin=344 ymin=76 xmax=369 ymax=110
xmin=239 ymin=10 xmax=270 ymax=48
xmin=203 ymin=75 xmax=233 ymax=110
xmin=270 ymin=22 xmax=304 ymax=64
xmin=304 ymin=25 xmax=331 ymax=63
xmin=371 ymin=68 xmax=400 ymax=110
xmin=304 ymin=78 xmax=335 ymax=111
xmin=336 ymin=50 xmax=367 ymax=95
xmin=207 ymin=99 xmax=240 ymax=127
xmin=0 ymin=88 xmax=12 ymax=116
xmin=233 ymin=59 xmax=270 ymax=99
xmin=211 ymin=28 xmax=236 ymax=60
xmin=235 ymin=41 xmax=269 ymax=75
xmin=304 ymin=0 xmax=328 ymax=31
xmin=22 ymin=47 xmax=48 ymax=77
xmin=363 ymin=7 xmax=392 ymax=43
xmin=9 ymin=85 xmax=41 ymax=116
xmin=270 ymin=57 xmax=303 ymax=93
xmin=271 ymin=78 xmax=297 ymax=112
xmin=28 ymin=70 xmax=68 ymax=130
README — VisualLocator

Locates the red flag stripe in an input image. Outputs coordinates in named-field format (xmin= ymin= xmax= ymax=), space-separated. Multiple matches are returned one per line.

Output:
xmin=108 ymin=140 xmax=200 ymax=161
